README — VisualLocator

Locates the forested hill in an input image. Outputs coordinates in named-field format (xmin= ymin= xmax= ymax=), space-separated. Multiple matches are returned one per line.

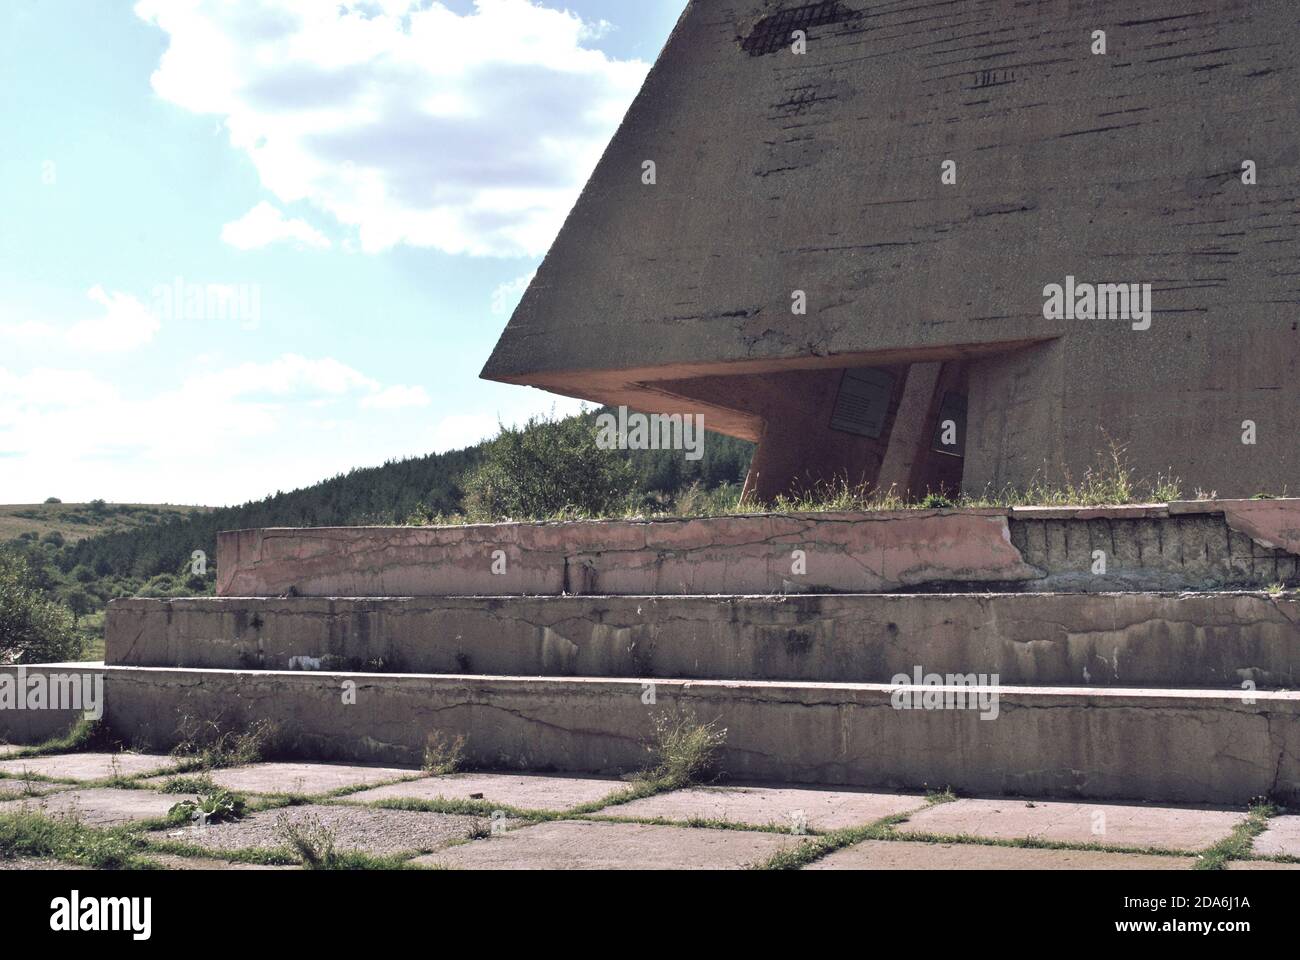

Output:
xmin=64 ymin=444 xmax=486 ymax=582
xmin=63 ymin=410 xmax=754 ymax=582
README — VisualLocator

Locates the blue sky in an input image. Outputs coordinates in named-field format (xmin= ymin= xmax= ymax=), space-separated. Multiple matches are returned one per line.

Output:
xmin=0 ymin=0 xmax=685 ymax=506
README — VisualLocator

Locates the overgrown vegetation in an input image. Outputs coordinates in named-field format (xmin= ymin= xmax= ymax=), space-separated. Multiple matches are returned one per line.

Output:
xmin=636 ymin=708 xmax=727 ymax=792
xmin=0 ymin=550 xmax=83 ymax=663
xmin=1196 ymin=800 xmax=1278 ymax=870
xmin=0 ymin=808 xmax=154 ymax=870
xmin=167 ymin=790 xmax=248 ymax=828
xmin=422 ymin=732 xmax=466 ymax=776
xmin=170 ymin=717 xmax=275 ymax=771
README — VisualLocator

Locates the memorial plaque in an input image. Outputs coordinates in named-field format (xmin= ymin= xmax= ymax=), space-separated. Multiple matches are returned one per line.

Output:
xmin=829 ymin=368 xmax=896 ymax=439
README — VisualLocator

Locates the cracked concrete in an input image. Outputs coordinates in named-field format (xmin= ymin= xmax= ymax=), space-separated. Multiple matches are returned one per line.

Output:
xmin=99 ymin=666 xmax=1300 ymax=805
xmin=107 ymin=591 xmax=1300 ymax=688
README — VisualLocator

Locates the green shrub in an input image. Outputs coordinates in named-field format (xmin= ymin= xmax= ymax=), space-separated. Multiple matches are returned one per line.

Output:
xmin=461 ymin=412 xmax=634 ymax=521
xmin=0 ymin=550 xmax=81 ymax=664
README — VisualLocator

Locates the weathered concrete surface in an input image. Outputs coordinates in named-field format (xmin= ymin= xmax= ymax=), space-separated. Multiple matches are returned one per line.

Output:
xmin=217 ymin=512 xmax=1039 ymax=597
xmin=1227 ymin=859 xmax=1300 ymax=870
xmin=414 ymin=819 xmax=799 ymax=870
xmin=18 ymin=788 xmax=192 ymax=827
xmin=165 ymin=804 xmax=487 ymax=858
xmin=147 ymin=854 xmax=295 ymax=871
xmin=807 ymin=840 xmax=1194 ymax=871
xmin=107 ymin=591 xmax=1300 ymax=689
xmin=351 ymin=772 xmax=627 ymax=812
xmin=894 ymin=797 xmax=1243 ymax=852
xmin=214 ymin=502 xmax=1300 ymax=598
xmin=1250 ymin=815 xmax=1300 ymax=859
xmin=0 ymin=752 xmax=176 ymax=782
xmin=1197 ymin=500 xmax=1300 ymax=557
xmin=99 ymin=666 xmax=1300 ymax=805
xmin=0 ymin=779 xmax=63 ymax=799
xmin=480 ymin=0 xmax=1300 ymax=501
xmin=600 ymin=784 xmax=927 ymax=831
xmin=203 ymin=762 xmax=422 ymax=797
xmin=0 ymin=664 xmax=103 ymax=744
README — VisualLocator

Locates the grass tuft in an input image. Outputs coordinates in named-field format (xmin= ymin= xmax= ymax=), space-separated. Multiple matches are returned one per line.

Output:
xmin=422 ymin=732 xmax=467 ymax=776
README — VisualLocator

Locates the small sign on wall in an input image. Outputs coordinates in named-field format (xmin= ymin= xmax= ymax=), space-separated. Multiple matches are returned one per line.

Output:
xmin=830 ymin=367 xmax=896 ymax=439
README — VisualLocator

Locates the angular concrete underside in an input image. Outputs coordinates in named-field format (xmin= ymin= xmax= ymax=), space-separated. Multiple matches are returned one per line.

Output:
xmin=108 ymin=592 xmax=1300 ymax=689
xmin=101 ymin=666 xmax=1300 ymax=805
xmin=216 ymin=500 xmax=1300 ymax=598
xmin=482 ymin=0 xmax=1300 ymax=498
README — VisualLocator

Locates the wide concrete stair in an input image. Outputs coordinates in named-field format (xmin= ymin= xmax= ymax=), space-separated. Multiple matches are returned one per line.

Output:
xmin=92 ymin=500 xmax=1300 ymax=805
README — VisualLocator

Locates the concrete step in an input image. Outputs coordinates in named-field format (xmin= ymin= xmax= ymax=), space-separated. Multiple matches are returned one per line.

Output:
xmin=216 ymin=499 xmax=1300 ymax=597
xmin=107 ymin=592 xmax=1300 ymax=688
xmin=99 ymin=664 xmax=1300 ymax=805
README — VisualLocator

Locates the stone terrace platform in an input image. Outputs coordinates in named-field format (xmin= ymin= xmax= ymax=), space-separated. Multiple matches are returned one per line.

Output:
xmin=8 ymin=500 xmax=1300 ymax=810
xmin=1 ymin=752 xmax=1298 ymax=871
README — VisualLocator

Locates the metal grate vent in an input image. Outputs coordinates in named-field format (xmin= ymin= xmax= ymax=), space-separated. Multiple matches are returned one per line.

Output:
xmin=741 ymin=2 xmax=858 ymax=57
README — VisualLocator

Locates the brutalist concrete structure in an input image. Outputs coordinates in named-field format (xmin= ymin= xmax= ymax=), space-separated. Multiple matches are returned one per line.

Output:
xmin=481 ymin=0 xmax=1300 ymax=501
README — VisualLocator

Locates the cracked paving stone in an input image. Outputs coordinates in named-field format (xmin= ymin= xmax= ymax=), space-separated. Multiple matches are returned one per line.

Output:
xmin=147 ymin=854 xmax=297 ymax=871
xmin=350 ymin=772 xmax=628 ymax=812
xmin=0 ymin=858 xmax=87 ymax=871
xmin=808 ymin=840 xmax=1196 ymax=870
xmin=412 ymin=819 xmax=801 ymax=870
xmin=203 ymin=762 xmax=425 ymax=796
xmin=1250 ymin=815 xmax=1300 ymax=858
xmin=0 ymin=752 xmax=178 ymax=782
xmin=0 ymin=779 xmax=67 ymax=799
xmin=598 ymin=783 xmax=928 ymax=831
xmin=162 ymin=803 xmax=490 ymax=857
xmin=17 ymin=788 xmax=194 ymax=827
xmin=894 ymin=798 xmax=1244 ymax=852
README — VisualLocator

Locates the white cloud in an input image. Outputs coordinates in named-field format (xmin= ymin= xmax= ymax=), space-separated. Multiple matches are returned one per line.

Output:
xmin=490 ymin=270 xmax=536 ymax=316
xmin=221 ymin=201 xmax=332 ymax=250
xmin=182 ymin=354 xmax=378 ymax=400
xmin=65 ymin=286 xmax=161 ymax=353
xmin=361 ymin=384 xmax=431 ymax=410
xmin=135 ymin=0 xmax=649 ymax=257
xmin=0 ymin=355 xmax=447 ymax=503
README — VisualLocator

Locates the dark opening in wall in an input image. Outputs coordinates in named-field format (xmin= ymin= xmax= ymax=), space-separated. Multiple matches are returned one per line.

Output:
xmin=741 ymin=1 xmax=859 ymax=57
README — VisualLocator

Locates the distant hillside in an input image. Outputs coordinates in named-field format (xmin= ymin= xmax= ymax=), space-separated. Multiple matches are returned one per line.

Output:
xmin=63 ymin=409 xmax=753 ymax=582
xmin=0 ymin=502 xmax=213 ymax=545
xmin=1 ymin=408 xmax=753 ymax=663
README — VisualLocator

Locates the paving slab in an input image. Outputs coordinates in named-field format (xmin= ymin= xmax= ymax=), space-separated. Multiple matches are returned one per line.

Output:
xmin=0 ymin=752 xmax=177 ymax=782
xmin=17 ymin=788 xmax=194 ymax=827
xmin=808 ymin=840 xmax=1195 ymax=870
xmin=1227 ymin=858 xmax=1300 ymax=870
xmin=0 ymin=858 xmax=87 ymax=871
xmin=894 ymin=798 xmax=1243 ymax=852
xmin=205 ymin=762 xmax=423 ymax=796
xmin=147 ymin=854 xmax=296 ymax=871
xmin=414 ymin=819 xmax=801 ymax=870
xmin=351 ymin=772 xmax=628 ymax=812
xmin=0 ymin=779 xmax=66 ymax=799
xmin=1249 ymin=815 xmax=1300 ymax=858
xmin=598 ymin=784 xmax=928 ymax=832
xmin=1222 ymin=858 xmax=1300 ymax=868
xmin=164 ymin=803 xmax=486 ymax=858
